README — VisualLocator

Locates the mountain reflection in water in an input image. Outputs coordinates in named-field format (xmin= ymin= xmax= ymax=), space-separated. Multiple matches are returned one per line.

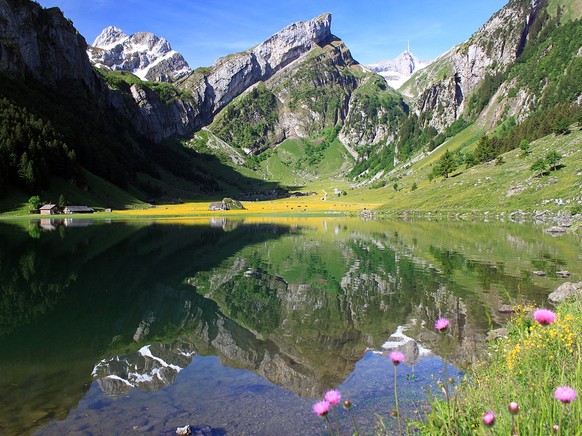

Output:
xmin=0 ymin=217 xmax=578 ymax=435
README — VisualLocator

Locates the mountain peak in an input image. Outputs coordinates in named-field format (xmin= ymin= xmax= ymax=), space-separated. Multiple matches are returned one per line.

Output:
xmin=92 ymin=26 xmax=128 ymax=50
xmin=367 ymin=50 xmax=431 ymax=89
xmin=88 ymin=27 xmax=191 ymax=82
xmin=255 ymin=12 xmax=333 ymax=55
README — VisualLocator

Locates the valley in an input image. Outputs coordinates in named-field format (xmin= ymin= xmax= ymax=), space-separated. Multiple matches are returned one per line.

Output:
xmin=0 ymin=0 xmax=580 ymax=220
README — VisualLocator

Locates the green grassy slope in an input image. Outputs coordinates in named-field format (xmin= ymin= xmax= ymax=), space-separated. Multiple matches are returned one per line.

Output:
xmin=258 ymin=133 xmax=354 ymax=189
xmin=368 ymin=124 xmax=581 ymax=213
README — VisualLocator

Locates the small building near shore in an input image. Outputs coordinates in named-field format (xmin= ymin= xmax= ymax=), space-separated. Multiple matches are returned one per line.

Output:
xmin=63 ymin=205 xmax=94 ymax=214
xmin=39 ymin=204 xmax=58 ymax=215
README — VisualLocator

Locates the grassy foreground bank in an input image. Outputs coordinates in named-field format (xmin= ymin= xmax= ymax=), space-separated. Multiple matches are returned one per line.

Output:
xmin=413 ymin=299 xmax=581 ymax=435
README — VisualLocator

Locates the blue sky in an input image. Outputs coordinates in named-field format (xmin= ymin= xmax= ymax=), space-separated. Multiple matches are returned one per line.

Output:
xmin=36 ymin=0 xmax=509 ymax=67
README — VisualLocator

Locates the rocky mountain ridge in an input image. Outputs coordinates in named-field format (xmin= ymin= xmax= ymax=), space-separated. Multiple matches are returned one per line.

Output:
xmin=401 ymin=0 xmax=546 ymax=131
xmin=1 ymin=0 xmax=580 ymax=201
xmin=91 ymin=12 xmax=342 ymax=143
xmin=181 ymin=13 xmax=334 ymax=122
xmin=88 ymin=26 xmax=191 ymax=82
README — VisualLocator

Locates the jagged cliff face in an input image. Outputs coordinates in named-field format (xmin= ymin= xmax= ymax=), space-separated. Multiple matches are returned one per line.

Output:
xmin=0 ymin=0 xmax=196 ymax=143
xmin=88 ymin=26 xmax=191 ymax=82
xmin=0 ymin=0 xmax=96 ymax=89
xmin=339 ymin=75 xmax=407 ymax=153
xmin=181 ymin=13 xmax=334 ymax=121
xmin=401 ymin=0 xmax=545 ymax=131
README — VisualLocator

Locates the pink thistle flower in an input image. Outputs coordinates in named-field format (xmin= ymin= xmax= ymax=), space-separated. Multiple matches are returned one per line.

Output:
xmin=533 ymin=308 xmax=557 ymax=325
xmin=554 ymin=386 xmax=577 ymax=403
xmin=508 ymin=401 xmax=519 ymax=414
xmin=389 ymin=351 xmax=405 ymax=365
xmin=312 ymin=400 xmax=330 ymax=416
xmin=483 ymin=411 xmax=495 ymax=427
xmin=435 ymin=318 xmax=449 ymax=332
xmin=324 ymin=389 xmax=342 ymax=405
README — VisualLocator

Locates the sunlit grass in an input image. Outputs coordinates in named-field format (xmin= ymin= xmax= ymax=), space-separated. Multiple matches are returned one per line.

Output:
xmin=114 ymin=194 xmax=379 ymax=218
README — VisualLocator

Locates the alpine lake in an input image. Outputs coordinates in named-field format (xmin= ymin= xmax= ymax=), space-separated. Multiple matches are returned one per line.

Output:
xmin=0 ymin=216 xmax=580 ymax=435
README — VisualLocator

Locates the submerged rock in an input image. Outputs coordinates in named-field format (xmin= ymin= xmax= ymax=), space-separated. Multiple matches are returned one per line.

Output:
xmin=532 ymin=270 xmax=546 ymax=276
xmin=176 ymin=425 xmax=191 ymax=435
xmin=555 ymin=270 xmax=571 ymax=278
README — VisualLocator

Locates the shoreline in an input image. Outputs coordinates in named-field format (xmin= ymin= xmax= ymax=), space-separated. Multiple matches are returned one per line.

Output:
xmin=1 ymin=198 xmax=580 ymax=231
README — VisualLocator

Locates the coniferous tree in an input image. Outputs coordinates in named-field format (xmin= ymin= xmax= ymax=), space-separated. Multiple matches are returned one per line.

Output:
xmin=545 ymin=150 xmax=563 ymax=172
xmin=436 ymin=149 xmax=457 ymax=179
xmin=531 ymin=158 xmax=548 ymax=176
xmin=475 ymin=135 xmax=498 ymax=163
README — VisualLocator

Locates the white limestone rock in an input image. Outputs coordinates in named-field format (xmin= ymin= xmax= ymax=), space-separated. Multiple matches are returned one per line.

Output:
xmin=188 ymin=13 xmax=333 ymax=119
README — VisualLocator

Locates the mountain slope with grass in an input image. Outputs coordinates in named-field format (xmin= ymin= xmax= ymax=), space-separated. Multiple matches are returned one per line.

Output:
xmin=370 ymin=123 xmax=581 ymax=215
xmin=348 ymin=0 xmax=582 ymax=205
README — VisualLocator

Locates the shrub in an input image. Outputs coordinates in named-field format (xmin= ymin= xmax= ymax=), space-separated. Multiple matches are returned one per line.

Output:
xmin=28 ymin=195 xmax=41 ymax=210
xmin=519 ymin=140 xmax=531 ymax=157
xmin=554 ymin=119 xmax=571 ymax=135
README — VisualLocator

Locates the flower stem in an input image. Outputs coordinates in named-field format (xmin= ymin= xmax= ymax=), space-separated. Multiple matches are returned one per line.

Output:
xmin=324 ymin=415 xmax=334 ymax=435
xmin=347 ymin=408 xmax=360 ymax=436
xmin=331 ymin=406 xmax=339 ymax=435
xmin=394 ymin=364 xmax=402 ymax=436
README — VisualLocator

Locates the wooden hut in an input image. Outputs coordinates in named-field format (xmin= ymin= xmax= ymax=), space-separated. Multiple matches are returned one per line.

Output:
xmin=39 ymin=204 xmax=58 ymax=215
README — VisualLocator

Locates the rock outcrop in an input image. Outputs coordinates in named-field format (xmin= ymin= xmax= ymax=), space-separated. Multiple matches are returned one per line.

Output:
xmin=107 ymin=83 xmax=198 ymax=142
xmin=548 ymin=282 xmax=582 ymax=304
xmin=88 ymin=26 xmax=191 ymax=82
xmin=0 ymin=0 xmax=96 ymax=89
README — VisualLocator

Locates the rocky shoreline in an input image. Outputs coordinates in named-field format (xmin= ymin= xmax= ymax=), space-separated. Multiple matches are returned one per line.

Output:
xmin=364 ymin=209 xmax=582 ymax=230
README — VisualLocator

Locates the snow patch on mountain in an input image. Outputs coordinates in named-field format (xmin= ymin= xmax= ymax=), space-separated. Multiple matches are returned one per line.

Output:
xmin=88 ymin=26 xmax=191 ymax=82
xmin=367 ymin=50 xmax=431 ymax=89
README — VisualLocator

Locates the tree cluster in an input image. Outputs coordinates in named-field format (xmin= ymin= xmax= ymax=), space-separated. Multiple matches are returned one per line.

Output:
xmin=530 ymin=150 xmax=563 ymax=176
xmin=0 ymin=98 xmax=83 ymax=195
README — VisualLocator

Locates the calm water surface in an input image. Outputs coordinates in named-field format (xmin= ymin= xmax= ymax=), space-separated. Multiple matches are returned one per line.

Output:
xmin=0 ymin=217 xmax=579 ymax=435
